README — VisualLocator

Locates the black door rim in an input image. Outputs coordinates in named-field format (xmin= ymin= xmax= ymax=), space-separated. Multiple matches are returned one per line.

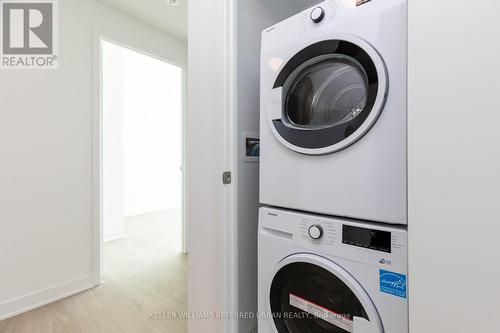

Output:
xmin=269 ymin=38 xmax=387 ymax=155
xmin=266 ymin=254 xmax=384 ymax=333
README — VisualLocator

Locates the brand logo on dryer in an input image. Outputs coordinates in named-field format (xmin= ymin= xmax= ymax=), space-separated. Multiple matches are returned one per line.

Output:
xmin=379 ymin=269 xmax=407 ymax=299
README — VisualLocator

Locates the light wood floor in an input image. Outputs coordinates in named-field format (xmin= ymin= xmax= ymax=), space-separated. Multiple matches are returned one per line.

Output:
xmin=0 ymin=210 xmax=187 ymax=333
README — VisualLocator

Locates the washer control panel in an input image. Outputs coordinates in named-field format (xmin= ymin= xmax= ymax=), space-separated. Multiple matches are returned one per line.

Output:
xmin=295 ymin=214 xmax=406 ymax=270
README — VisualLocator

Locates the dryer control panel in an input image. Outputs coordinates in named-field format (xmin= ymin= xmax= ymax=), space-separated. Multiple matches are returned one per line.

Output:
xmin=300 ymin=0 xmax=337 ymax=33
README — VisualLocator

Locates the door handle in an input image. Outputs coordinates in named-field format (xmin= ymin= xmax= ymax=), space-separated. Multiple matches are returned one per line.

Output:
xmin=267 ymin=87 xmax=282 ymax=120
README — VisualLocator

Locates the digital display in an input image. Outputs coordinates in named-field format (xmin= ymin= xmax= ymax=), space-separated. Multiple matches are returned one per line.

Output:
xmin=342 ymin=225 xmax=391 ymax=253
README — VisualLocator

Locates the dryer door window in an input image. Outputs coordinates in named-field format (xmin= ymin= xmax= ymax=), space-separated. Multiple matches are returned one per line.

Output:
xmin=283 ymin=54 xmax=369 ymax=130
xmin=269 ymin=256 xmax=383 ymax=333
xmin=270 ymin=39 xmax=387 ymax=155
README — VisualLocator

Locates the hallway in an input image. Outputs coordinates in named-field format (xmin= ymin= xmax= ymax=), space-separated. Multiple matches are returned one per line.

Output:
xmin=0 ymin=210 xmax=187 ymax=333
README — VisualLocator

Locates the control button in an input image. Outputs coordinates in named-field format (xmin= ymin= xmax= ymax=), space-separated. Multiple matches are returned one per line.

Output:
xmin=310 ymin=7 xmax=325 ymax=23
xmin=308 ymin=225 xmax=323 ymax=240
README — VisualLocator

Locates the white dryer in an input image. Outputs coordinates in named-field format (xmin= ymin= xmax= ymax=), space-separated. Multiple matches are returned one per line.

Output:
xmin=260 ymin=0 xmax=407 ymax=224
xmin=258 ymin=207 xmax=408 ymax=333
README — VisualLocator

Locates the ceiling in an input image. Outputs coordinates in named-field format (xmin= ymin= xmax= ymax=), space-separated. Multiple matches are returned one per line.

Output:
xmin=97 ymin=0 xmax=188 ymax=41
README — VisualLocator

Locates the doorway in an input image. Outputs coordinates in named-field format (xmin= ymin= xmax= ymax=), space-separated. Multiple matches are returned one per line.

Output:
xmin=98 ymin=38 xmax=187 ymax=332
xmin=101 ymin=38 xmax=184 ymax=247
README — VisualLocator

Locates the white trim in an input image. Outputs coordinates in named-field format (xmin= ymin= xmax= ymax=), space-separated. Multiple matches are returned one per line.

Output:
xmin=91 ymin=29 xmax=188 ymax=283
xmin=223 ymin=0 xmax=238 ymax=332
xmin=91 ymin=27 xmax=103 ymax=286
xmin=181 ymin=64 xmax=189 ymax=255
xmin=0 ymin=275 xmax=96 ymax=321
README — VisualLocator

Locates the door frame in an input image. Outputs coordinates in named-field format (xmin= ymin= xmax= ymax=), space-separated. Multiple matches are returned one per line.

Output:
xmin=224 ymin=0 xmax=238 ymax=332
xmin=185 ymin=0 xmax=239 ymax=332
xmin=91 ymin=29 xmax=188 ymax=284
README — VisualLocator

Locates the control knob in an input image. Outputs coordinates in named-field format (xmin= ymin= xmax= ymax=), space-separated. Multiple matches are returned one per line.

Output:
xmin=308 ymin=225 xmax=323 ymax=240
xmin=310 ymin=7 xmax=325 ymax=23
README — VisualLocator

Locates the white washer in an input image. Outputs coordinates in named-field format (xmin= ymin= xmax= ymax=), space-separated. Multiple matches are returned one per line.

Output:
xmin=258 ymin=207 xmax=408 ymax=333
xmin=260 ymin=0 xmax=408 ymax=224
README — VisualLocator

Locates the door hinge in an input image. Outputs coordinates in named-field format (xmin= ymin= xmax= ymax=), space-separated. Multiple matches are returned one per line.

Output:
xmin=223 ymin=171 xmax=232 ymax=185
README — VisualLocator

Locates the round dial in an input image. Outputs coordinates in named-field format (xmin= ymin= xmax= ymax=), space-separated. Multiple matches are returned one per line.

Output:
xmin=308 ymin=225 xmax=323 ymax=240
xmin=310 ymin=7 xmax=325 ymax=23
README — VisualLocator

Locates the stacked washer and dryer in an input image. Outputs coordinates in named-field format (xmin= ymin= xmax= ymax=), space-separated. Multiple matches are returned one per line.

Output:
xmin=258 ymin=1 xmax=408 ymax=332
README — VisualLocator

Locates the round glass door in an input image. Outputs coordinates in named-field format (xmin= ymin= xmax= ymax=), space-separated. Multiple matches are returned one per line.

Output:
xmin=283 ymin=54 xmax=369 ymax=130
xmin=270 ymin=38 xmax=387 ymax=155
xmin=269 ymin=254 xmax=383 ymax=333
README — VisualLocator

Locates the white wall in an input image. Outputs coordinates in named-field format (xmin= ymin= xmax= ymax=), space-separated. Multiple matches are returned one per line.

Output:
xmin=102 ymin=40 xmax=126 ymax=242
xmin=0 ymin=0 xmax=186 ymax=320
xmin=122 ymin=47 xmax=182 ymax=217
xmin=408 ymin=0 xmax=500 ymax=331
xmin=236 ymin=1 xmax=320 ymax=332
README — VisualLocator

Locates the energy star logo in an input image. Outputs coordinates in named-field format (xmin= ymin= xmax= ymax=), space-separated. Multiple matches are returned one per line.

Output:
xmin=1 ymin=0 xmax=58 ymax=69
xmin=379 ymin=269 xmax=407 ymax=299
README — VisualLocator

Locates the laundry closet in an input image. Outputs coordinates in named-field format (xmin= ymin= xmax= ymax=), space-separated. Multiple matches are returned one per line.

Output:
xmin=234 ymin=0 xmax=500 ymax=332
xmin=238 ymin=0 xmax=408 ymax=332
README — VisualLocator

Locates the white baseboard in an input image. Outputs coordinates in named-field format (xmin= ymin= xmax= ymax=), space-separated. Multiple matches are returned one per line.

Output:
xmin=0 ymin=274 xmax=98 ymax=321
xmin=103 ymin=231 xmax=126 ymax=242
